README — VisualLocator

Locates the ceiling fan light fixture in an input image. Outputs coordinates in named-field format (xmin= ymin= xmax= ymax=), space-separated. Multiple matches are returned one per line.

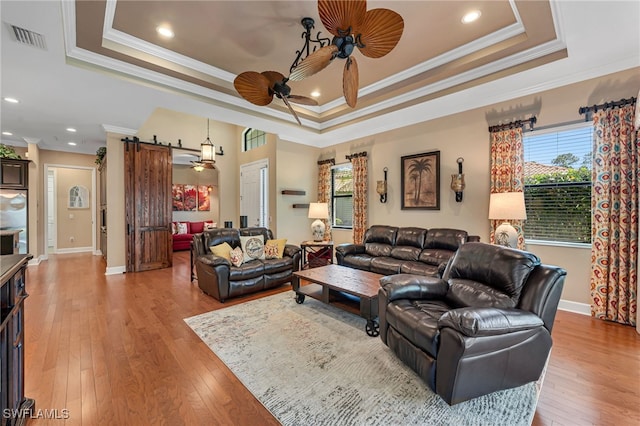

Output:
xmin=461 ymin=10 xmax=481 ymax=24
xmin=200 ymin=118 xmax=216 ymax=163
xmin=193 ymin=164 xmax=205 ymax=172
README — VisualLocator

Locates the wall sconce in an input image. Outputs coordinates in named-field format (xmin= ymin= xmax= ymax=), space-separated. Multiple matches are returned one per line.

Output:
xmin=376 ymin=167 xmax=388 ymax=203
xmin=450 ymin=157 xmax=465 ymax=202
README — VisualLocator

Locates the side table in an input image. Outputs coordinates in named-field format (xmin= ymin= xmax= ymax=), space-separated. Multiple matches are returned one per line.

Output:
xmin=300 ymin=240 xmax=334 ymax=269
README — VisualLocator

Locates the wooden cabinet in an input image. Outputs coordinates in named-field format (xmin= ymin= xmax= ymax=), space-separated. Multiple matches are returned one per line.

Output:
xmin=1 ymin=254 xmax=34 ymax=425
xmin=0 ymin=159 xmax=29 ymax=190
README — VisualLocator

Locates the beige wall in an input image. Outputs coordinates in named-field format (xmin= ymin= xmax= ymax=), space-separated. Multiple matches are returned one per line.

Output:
xmin=54 ymin=167 xmax=93 ymax=249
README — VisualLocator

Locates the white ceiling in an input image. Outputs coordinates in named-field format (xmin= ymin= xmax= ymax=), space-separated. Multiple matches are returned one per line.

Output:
xmin=1 ymin=1 xmax=639 ymax=156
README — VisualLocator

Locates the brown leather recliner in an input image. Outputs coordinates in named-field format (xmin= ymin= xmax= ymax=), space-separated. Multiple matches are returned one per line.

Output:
xmin=378 ymin=242 xmax=566 ymax=405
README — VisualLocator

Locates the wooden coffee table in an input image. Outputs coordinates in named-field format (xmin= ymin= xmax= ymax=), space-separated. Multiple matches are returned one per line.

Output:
xmin=292 ymin=264 xmax=384 ymax=337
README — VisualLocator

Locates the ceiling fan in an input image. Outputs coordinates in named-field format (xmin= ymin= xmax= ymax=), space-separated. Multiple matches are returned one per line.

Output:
xmin=289 ymin=0 xmax=404 ymax=108
xmin=233 ymin=70 xmax=318 ymax=125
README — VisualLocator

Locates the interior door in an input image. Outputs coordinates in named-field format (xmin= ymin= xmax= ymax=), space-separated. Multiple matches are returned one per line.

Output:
xmin=125 ymin=142 xmax=173 ymax=272
xmin=240 ymin=159 xmax=268 ymax=227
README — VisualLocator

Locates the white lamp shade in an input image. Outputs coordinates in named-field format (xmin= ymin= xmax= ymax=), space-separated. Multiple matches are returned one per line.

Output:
xmin=488 ymin=192 xmax=527 ymax=220
xmin=201 ymin=140 xmax=215 ymax=162
xmin=308 ymin=202 xmax=329 ymax=219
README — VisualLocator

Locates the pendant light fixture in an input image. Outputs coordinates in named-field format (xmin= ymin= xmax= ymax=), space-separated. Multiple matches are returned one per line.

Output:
xmin=201 ymin=118 xmax=215 ymax=163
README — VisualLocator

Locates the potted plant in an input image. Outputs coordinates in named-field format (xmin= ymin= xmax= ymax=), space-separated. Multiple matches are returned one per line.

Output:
xmin=0 ymin=143 xmax=22 ymax=159
xmin=95 ymin=147 xmax=106 ymax=165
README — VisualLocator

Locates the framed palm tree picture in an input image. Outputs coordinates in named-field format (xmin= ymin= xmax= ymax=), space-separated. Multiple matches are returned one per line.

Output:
xmin=401 ymin=151 xmax=440 ymax=210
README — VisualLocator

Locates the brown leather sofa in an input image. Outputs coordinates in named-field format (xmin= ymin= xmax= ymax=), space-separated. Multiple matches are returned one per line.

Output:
xmin=192 ymin=227 xmax=302 ymax=302
xmin=378 ymin=242 xmax=566 ymax=405
xmin=335 ymin=225 xmax=480 ymax=277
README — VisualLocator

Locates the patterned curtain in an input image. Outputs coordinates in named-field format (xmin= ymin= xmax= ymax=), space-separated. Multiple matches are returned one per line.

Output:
xmin=590 ymin=103 xmax=638 ymax=326
xmin=317 ymin=159 xmax=334 ymax=241
xmin=348 ymin=153 xmax=368 ymax=243
xmin=489 ymin=126 xmax=526 ymax=249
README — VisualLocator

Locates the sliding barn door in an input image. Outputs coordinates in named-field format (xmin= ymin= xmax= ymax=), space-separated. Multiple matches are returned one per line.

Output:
xmin=124 ymin=142 xmax=173 ymax=272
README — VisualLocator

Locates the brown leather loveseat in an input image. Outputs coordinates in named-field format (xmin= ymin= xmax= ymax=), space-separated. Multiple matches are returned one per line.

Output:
xmin=192 ymin=227 xmax=302 ymax=302
xmin=378 ymin=242 xmax=566 ymax=405
xmin=335 ymin=225 xmax=479 ymax=277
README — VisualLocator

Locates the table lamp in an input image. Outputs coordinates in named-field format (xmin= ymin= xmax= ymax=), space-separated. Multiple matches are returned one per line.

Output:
xmin=308 ymin=202 xmax=329 ymax=241
xmin=488 ymin=191 xmax=527 ymax=248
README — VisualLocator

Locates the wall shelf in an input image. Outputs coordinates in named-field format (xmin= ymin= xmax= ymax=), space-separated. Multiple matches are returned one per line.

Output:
xmin=281 ymin=190 xmax=306 ymax=196
xmin=292 ymin=204 xmax=310 ymax=209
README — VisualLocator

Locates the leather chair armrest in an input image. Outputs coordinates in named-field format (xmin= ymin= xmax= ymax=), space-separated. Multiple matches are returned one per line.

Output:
xmin=197 ymin=254 xmax=231 ymax=268
xmin=438 ymin=307 xmax=544 ymax=337
xmin=283 ymin=244 xmax=301 ymax=258
xmin=467 ymin=235 xmax=481 ymax=242
xmin=335 ymin=243 xmax=365 ymax=256
xmin=379 ymin=274 xmax=448 ymax=302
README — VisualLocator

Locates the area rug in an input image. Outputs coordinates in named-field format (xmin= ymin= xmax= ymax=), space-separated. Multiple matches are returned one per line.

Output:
xmin=184 ymin=292 xmax=537 ymax=425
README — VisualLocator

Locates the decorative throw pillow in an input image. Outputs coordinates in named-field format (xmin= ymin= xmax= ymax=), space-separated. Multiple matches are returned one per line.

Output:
xmin=171 ymin=222 xmax=177 ymax=235
xmin=240 ymin=235 xmax=265 ymax=262
xmin=209 ymin=242 xmax=232 ymax=260
xmin=204 ymin=222 xmax=217 ymax=230
xmin=265 ymin=239 xmax=287 ymax=259
xmin=176 ymin=222 xmax=188 ymax=235
xmin=229 ymin=247 xmax=243 ymax=267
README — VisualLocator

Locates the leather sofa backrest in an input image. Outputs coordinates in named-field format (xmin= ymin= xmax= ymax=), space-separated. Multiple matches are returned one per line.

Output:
xmin=395 ymin=227 xmax=427 ymax=248
xmin=443 ymin=242 xmax=541 ymax=309
xmin=364 ymin=225 xmax=398 ymax=245
xmin=418 ymin=248 xmax=455 ymax=266
xmin=239 ymin=227 xmax=274 ymax=242
xmin=424 ymin=228 xmax=468 ymax=250
xmin=203 ymin=228 xmax=241 ymax=249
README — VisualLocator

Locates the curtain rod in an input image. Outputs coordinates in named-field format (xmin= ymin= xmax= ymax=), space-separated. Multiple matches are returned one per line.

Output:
xmin=488 ymin=116 xmax=537 ymax=133
xmin=317 ymin=158 xmax=335 ymax=165
xmin=345 ymin=151 xmax=367 ymax=160
xmin=578 ymin=97 xmax=636 ymax=115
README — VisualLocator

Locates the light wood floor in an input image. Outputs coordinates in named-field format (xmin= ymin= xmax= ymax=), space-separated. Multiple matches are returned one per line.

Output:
xmin=23 ymin=252 xmax=640 ymax=425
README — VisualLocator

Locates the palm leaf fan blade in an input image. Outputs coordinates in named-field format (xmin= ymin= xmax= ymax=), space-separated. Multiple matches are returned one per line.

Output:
xmin=280 ymin=95 xmax=302 ymax=125
xmin=233 ymin=72 xmax=273 ymax=106
xmin=287 ymin=95 xmax=319 ymax=106
xmin=289 ymin=45 xmax=338 ymax=81
xmin=358 ymin=9 xmax=404 ymax=59
xmin=318 ymin=0 xmax=366 ymax=37
xmin=261 ymin=71 xmax=286 ymax=89
xmin=343 ymin=57 xmax=359 ymax=108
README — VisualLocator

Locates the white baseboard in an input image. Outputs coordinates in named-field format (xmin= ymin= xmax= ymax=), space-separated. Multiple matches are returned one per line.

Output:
xmin=94 ymin=249 xmax=102 ymax=256
xmin=55 ymin=247 xmax=94 ymax=254
xmin=105 ymin=265 xmax=126 ymax=275
xmin=558 ymin=299 xmax=590 ymax=315
xmin=27 ymin=255 xmax=44 ymax=266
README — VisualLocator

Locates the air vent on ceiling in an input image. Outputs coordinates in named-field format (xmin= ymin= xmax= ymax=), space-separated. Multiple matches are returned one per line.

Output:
xmin=8 ymin=23 xmax=47 ymax=50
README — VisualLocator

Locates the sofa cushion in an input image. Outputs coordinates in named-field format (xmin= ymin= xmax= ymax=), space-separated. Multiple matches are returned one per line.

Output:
xmin=364 ymin=225 xmax=398 ymax=245
xmin=365 ymin=242 xmax=392 ymax=257
xmin=229 ymin=259 xmax=264 ymax=279
xmin=176 ymin=222 xmax=188 ymax=234
xmin=424 ymin=228 xmax=468 ymax=251
xmin=209 ymin=242 xmax=232 ymax=260
xmin=240 ymin=235 xmax=265 ymax=262
xmin=400 ymin=261 xmax=440 ymax=276
xmin=390 ymin=246 xmax=421 ymax=261
xmin=341 ymin=253 xmax=374 ymax=271
xmin=262 ymin=257 xmax=293 ymax=274
xmin=396 ymin=227 xmax=427 ymax=248
xmin=229 ymin=247 xmax=243 ymax=267
xmin=385 ymin=298 xmax=452 ymax=358
xmin=419 ymin=248 xmax=455 ymax=266
xmin=265 ymin=238 xmax=287 ymax=259
xmin=189 ymin=221 xmax=205 ymax=233
xmin=370 ymin=257 xmax=404 ymax=275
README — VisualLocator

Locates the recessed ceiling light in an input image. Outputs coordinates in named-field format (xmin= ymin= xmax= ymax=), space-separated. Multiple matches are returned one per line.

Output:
xmin=2 ymin=131 xmax=13 ymax=136
xmin=462 ymin=10 xmax=481 ymax=24
xmin=67 ymin=142 xmax=77 ymax=146
xmin=66 ymin=127 xmax=76 ymax=132
xmin=3 ymin=97 xmax=19 ymax=103
xmin=156 ymin=26 xmax=174 ymax=38
xmin=310 ymin=91 xmax=321 ymax=98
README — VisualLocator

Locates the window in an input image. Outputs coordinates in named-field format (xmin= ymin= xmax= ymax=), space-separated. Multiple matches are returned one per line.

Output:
xmin=332 ymin=164 xmax=353 ymax=228
xmin=243 ymin=128 xmax=266 ymax=152
xmin=523 ymin=124 xmax=592 ymax=244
